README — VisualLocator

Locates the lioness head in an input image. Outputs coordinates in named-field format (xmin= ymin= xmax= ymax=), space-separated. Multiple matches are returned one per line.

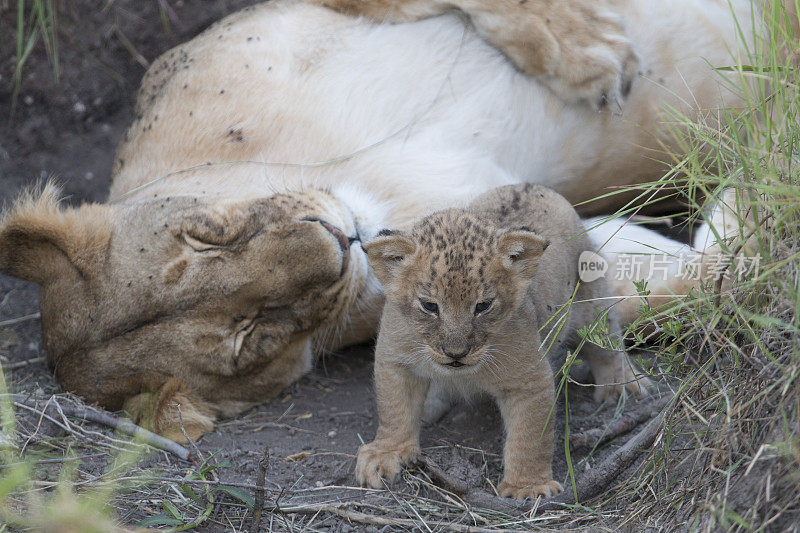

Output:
xmin=364 ymin=209 xmax=549 ymax=374
xmin=0 ymin=184 xmax=370 ymax=412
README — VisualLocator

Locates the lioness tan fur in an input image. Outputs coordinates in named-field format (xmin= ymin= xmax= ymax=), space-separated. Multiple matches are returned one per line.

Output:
xmin=308 ymin=0 xmax=638 ymax=109
xmin=0 ymin=0 xmax=763 ymax=441
xmin=359 ymin=184 xmax=650 ymax=498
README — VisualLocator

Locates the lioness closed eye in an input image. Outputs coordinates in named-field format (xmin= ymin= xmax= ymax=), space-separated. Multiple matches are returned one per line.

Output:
xmin=359 ymin=184 xmax=652 ymax=499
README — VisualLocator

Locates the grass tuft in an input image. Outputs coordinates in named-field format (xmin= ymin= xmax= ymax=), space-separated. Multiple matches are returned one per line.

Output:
xmin=10 ymin=0 xmax=60 ymax=122
xmin=611 ymin=3 xmax=800 ymax=529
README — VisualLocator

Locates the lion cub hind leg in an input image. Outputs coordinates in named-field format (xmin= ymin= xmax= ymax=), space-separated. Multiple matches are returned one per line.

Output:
xmin=123 ymin=378 xmax=216 ymax=443
xmin=574 ymin=282 xmax=653 ymax=402
xmin=421 ymin=381 xmax=452 ymax=424
xmin=582 ymin=342 xmax=653 ymax=403
xmin=356 ymin=355 xmax=429 ymax=488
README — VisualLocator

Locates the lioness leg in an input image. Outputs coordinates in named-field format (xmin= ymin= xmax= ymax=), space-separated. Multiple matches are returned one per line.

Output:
xmin=310 ymin=0 xmax=638 ymax=109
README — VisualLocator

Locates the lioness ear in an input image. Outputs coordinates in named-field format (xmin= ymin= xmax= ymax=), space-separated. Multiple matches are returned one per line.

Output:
xmin=496 ymin=230 xmax=550 ymax=278
xmin=362 ymin=230 xmax=417 ymax=286
xmin=0 ymin=184 xmax=113 ymax=285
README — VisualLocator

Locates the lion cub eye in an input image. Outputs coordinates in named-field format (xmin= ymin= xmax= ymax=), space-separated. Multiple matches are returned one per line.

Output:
xmin=419 ymin=300 xmax=439 ymax=316
xmin=474 ymin=300 xmax=493 ymax=316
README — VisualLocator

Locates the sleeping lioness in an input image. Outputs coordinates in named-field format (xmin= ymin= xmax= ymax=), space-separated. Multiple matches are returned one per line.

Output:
xmin=359 ymin=184 xmax=650 ymax=497
xmin=0 ymin=0 xmax=762 ymax=440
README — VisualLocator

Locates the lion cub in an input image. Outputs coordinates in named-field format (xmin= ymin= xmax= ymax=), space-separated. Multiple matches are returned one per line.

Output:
xmin=359 ymin=183 xmax=650 ymax=499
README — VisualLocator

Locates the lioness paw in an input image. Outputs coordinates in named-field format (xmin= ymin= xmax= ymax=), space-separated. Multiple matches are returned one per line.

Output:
xmin=355 ymin=441 xmax=419 ymax=489
xmin=498 ymin=479 xmax=563 ymax=500
xmin=498 ymin=0 xmax=639 ymax=110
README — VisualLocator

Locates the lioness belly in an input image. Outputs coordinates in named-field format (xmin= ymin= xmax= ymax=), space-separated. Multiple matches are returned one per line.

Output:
xmin=111 ymin=0 xmax=754 ymax=218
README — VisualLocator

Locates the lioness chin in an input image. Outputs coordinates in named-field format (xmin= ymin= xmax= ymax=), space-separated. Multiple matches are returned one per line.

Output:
xmin=358 ymin=184 xmax=651 ymax=498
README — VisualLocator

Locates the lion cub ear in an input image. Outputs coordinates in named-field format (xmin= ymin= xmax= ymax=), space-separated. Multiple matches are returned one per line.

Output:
xmin=0 ymin=184 xmax=113 ymax=285
xmin=496 ymin=230 xmax=550 ymax=279
xmin=362 ymin=230 xmax=417 ymax=286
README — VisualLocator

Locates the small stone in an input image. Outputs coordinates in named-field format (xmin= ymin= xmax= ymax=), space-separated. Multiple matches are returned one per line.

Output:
xmin=85 ymin=172 xmax=94 ymax=181
xmin=315 ymin=480 xmax=324 ymax=487
xmin=327 ymin=430 xmax=337 ymax=438
xmin=24 ymin=95 xmax=33 ymax=105
xmin=73 ymin=101 xmax=86 ymax=113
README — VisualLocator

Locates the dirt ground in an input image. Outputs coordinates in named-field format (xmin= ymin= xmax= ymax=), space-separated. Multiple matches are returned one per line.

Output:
xmin=0 ymin=2 xmax=669 ymax=531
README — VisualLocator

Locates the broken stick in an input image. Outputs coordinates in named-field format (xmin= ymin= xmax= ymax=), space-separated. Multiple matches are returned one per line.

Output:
xmin=249 ymin=443 xmax=270 ymax=532
xmin=417 ymin=455 xmax=531 ymax=515
xmin=270 ymin=501 xmax=527 ymax=533
xmin=11 ymin=395 xmax=191 ymax=460
xmin=418 ymin=394 xmax=676 ymax=515
xmin=569 ymin=395 xmax=671 ymax=450
xmin=537 ymin=393 xmax=676 ymax=512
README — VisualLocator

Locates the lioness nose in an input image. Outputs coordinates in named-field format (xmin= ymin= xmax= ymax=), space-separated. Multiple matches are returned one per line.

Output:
xmin=302 ymin=217 xmax=349 ymax=252
xmin=442 ymin=346 xmax=469 ymax=360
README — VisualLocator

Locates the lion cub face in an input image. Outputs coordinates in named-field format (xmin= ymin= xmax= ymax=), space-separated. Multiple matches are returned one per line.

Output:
xmin=364 ymin=209 xmax=548 ymax=374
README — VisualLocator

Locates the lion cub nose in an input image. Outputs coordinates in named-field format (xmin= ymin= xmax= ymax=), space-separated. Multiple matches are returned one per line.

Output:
xmin=442 ymin=345 xmax=470 ymax=360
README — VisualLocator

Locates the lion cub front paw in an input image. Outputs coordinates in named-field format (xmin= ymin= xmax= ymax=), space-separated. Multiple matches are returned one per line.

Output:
xmin=356 ymin=441 xmax=419 ymax=489
xmin=498 ymin=479 xmax=563 ymax=500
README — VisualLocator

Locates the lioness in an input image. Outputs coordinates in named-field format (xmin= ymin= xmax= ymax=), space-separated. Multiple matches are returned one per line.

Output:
xmin=0 ymin=0 xmax=760 ymax=440
xmin=359 ymin=184 xmax=649 ymax=497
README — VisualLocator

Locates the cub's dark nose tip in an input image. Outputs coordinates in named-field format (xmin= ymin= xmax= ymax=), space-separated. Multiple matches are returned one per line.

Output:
xmin=443 ymin=347 xmax=469 ymax=360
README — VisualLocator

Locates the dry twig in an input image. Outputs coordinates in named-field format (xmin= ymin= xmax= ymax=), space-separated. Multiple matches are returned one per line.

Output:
xmin=1 ymin=356 xmax=46 ymax=370
xmin=249 ymin=443 xmax=270 ymax=532
xmin=269 ymin=501 xmax=538 ymax=533
xmin=569 ymin=395 xmax=671 ymax=449
xmin=11 ymin=395 xmax=190 ymax=460
xmin=416 ymin=455 xmax=531 ymax=515
xmin=537 ymin=394 xmax=676 ymax=512
xmin=417 ymin=395 xmax=675 ymax=516
xmin=0 ymin=313 xmax=41 ymax=327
